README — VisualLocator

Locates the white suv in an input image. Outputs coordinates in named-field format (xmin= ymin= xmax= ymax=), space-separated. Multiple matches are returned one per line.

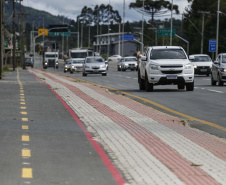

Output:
xmin=138 ymin=46 xmax=194 ymax=92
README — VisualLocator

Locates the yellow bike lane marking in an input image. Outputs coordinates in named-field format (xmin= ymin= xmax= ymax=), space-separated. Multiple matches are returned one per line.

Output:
xmin=17 ymin=69 xmax=33 ymax=181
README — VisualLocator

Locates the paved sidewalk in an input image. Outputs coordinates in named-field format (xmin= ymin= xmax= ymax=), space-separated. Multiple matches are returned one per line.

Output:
xmin=26 ymin=68 xmax=226 ymax=185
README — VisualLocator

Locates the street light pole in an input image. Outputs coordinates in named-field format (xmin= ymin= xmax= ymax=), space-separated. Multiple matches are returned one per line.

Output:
xmin=141 ymin=0 xmax=145 ymax=53
xmin=216 ymin=0 xmax=220 ymax=56
xmin=170 ymin=0 xmax=173 ymax=46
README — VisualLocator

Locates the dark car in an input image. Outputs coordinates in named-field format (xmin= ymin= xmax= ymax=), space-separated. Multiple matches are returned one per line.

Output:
xmin=117 ymin=58 xmax=124 ymax=71
xmin=211 ymin=53 xmax=226 ymax=86
xmin=25 ymin=57 xmax=33 ymax=68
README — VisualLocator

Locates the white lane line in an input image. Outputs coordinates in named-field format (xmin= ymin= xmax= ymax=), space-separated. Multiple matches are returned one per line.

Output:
xmin=207 ymin=89 xmax=224 ymax=93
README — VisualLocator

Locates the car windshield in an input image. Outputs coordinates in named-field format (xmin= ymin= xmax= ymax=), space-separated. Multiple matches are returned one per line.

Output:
xmin=193 ymin=56 xmax=211 ymax=62
xmin=72 ymin=60 xmax=84 ymax=64
xmin=25 ymin=58 xmax=32 ymax=62
xmin=125 ymin=58 xmax=136 ymax=62
xmin=86 ymin=58 xmax=103 ymax=63
xmin=46 ymin=54 xmax=57 ymax=58
xmin=65 ymin=60 xmax=71 ymax=64
xmin=222 ymin=56 xmax=226 ymax=63
xmin=71 ymin=52 xmax=87 ymax=58
xmin=150 ymin=49 xmax=187 ymax=59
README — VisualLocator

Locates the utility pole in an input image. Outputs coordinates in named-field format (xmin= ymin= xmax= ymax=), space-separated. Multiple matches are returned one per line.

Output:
xmin=216 ymin=0 xmax=220 ymax=56
xmin=13 ymin=0 xmax=16 ymax=70
xmin=198 ymin=11 xmax=209 ymax=54
xmin=0 ymin=0 xmax=4 ymax=79
xmin=20 ymin=13 xmax=29 ymax=69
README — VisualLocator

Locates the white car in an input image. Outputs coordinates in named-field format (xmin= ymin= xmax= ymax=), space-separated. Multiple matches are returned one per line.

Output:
xmin=82 ymin=56 xmax=107 ymax=76
xmin=69 ymin=59 xmax=85 ymax=74
xmin=189 ymin=54 xmax=212 ymax=76
xmin=121 ymin=57 xmax=137 ymax=71
xmin=64 ymin=59 xmax=72 ymax=73
xmin=108 ymin=55 xmax=121 ymax=62
xmin=138 ymin=46 xmax=194 ymax=92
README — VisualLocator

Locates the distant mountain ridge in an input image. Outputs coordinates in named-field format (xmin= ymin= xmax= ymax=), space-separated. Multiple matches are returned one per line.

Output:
xmin=5 ymin=2 xmax=72 ymax=28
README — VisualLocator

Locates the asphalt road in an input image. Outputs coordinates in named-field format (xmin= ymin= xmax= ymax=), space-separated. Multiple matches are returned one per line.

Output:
xmin=33 ymin=56 xmax=226 ymax=139
xmin=0 ymin=68 xmax=118 ymax=185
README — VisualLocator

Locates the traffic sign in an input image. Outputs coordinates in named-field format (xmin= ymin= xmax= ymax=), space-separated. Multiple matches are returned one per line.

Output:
xmin=38 ymin=28 xmax=48 ymax=36
xmin=209 ymin=40 xmax=216 ymax=52
xmin=49 ymin=29 xmax=71 ymax=37
xmin=121 ymin=35 xmax=134 ymax=40
xmin=158 ymin=29 xmax=175 ymax=36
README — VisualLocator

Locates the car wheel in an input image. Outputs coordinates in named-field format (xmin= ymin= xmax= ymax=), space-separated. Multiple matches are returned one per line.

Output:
xmin=186 ymin=82 xmax=194 ymax=91
xmin=145 ymin=72 xmax=153 ymax=92
xmin=218 ymin=74 xmax=223 ymax=86
xmin=117 ymin=67 xmax=121 ymax=71
xmin=83 ymin=72 xmax=87 ymax=76
xmin=177 ymin=84 xmax=185 ymax=89
xmin=211 ymin=74 xmax=216 ymax=86
xmin=206 ymin=73 xmax=210 ymax=77
xmin=102 ymin=73 xmax=107 ymax=76
xmin=70 ymin=70 xmax=73 ymax=74
xmin=138 ymin=71 xmax=145 ymax=90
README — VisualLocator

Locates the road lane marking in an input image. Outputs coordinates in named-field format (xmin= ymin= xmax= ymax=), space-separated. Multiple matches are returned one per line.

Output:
xmin=17 ymin=69 xmax=34 ymax=181
xmin=22 ymin=118 xmax=28 ymax=121
xmin=72 ymin=76 xmax=226 ymax=132
xmin=207 ymin=89 xmax=224 ymax=93
xmin=22 ymin=168 xmax=33 ymax=178
xmin=22 ymin=135 xmax=30 ymax=142
xmin=22 ymin=125 xmax=29 ymax=130
xmin=22 ymin=149 xmax=31 ymax=157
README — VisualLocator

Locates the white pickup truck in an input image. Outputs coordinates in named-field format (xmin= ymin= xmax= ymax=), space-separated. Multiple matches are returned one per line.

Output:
xmin=138 ymin=46 xmax=194 ymax=92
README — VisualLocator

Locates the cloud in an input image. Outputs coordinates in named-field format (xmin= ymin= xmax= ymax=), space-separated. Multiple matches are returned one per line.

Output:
xmin=22 ymin=0 xmax=189 ymax=21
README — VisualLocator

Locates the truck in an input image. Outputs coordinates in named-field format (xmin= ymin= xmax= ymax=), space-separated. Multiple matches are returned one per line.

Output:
xmin=138 ymin=46 xmax=194 ymax=92
xmin=69 ymin=48 xmax=94 ymax=59
xmin=43 ymin=51 xmax=59 ymax=69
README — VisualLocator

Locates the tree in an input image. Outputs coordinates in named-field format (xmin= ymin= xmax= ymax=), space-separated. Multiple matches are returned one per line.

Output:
xmin=129 ymin=0 xmax=179 ymax=24
xmin=183 ymin=0 xmax=226 ymax=55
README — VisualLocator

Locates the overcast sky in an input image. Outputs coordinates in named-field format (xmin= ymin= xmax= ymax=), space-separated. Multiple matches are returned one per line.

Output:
xmin=21 ymin=0 xmax=190 ymax=22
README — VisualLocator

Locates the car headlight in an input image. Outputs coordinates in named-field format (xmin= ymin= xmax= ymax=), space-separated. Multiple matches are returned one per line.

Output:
xmin=220 ymin=68 xmax=226 ymax=72
xmin=149 ymin=64 xmax=159 ymax=70
xmin=193 ymin=65 xmax=197 ymax=69
xmin=45 ymin=62 xmax=47 ymax=65
xmin=65 ymin=65 xmax=68 ymax=68
xmin=56 ymin=62 xmax=59 ymax=65
xmin=184 ymin=64 xmax=192 ymax=69
xmin=101 ymin=65 xmax=106 ymax=68
xmin=72 ymin=66 xmax=75 ymax=68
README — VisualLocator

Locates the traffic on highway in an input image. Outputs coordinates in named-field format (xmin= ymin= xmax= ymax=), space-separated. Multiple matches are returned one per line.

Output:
xmin=1 ymin=0 xmax=226 ymax=185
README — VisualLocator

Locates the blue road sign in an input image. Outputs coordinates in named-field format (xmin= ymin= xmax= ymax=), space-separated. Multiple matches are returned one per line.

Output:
xmin=209 ymin=40 xmax=216 ymax=52
xmin=121 ymin=35 xmax=134 ymax=40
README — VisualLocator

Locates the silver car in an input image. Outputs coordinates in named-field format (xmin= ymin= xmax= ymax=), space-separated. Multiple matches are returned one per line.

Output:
xmin=82 ymin=56 xmax=107 ymax=76
xmin=69 ymin=59 xmax=85 ymax=74
xmin=211 ymin=53 xmax=226 ymax=86
xmin=121 ymin=57 xmax=137 ymax=71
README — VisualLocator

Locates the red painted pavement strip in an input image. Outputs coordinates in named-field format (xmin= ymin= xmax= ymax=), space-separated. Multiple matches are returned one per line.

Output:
xmin=80 ymin=80 xmax=226 ymax=162
xmin=42 ymin=73 xmax=219 ymax=185
xmin=30 ymin=71 xmax=126 ymax=185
